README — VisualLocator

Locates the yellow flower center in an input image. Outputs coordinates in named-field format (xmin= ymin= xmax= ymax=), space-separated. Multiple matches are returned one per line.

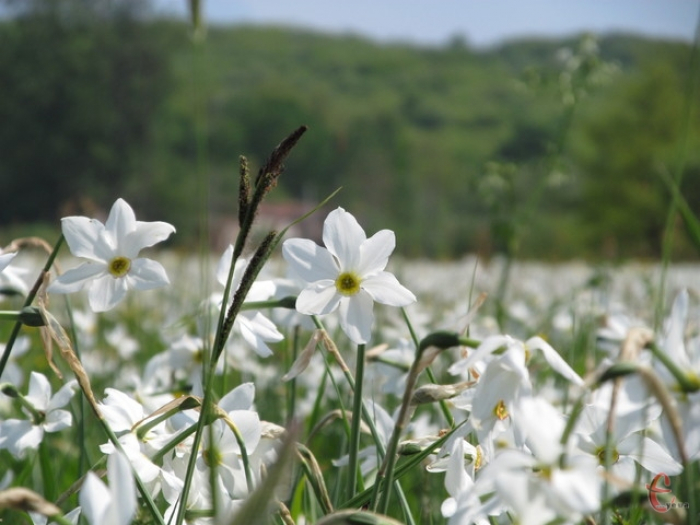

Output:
xmin=202 ymin=446 xmax=223 ymax=467
xmin=493 ymin=399 xmax=509 ymax=420
xmin=534 ymin=465 xmax=553 ymax=480
xmin=474 ymin=444 xmax=483 ymax=471
xmin=595 ymin=446 xmax=620 ymax=465
xmin=335 ymin=271 xmax=362 ymax=296
xmin=108 ymin=256 xmax=131 ymax=278
xmin=685 ymin=371 xmax=700 ymax=392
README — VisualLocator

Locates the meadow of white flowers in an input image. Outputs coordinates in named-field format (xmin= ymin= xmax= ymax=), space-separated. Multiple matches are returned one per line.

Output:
xmin=1 ymin=135 xmax=698 ymax=525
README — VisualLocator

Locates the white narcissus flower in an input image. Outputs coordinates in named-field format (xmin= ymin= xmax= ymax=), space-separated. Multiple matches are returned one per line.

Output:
xmin=47 ymin=198 xmax=175 ymax=312
xmin=80 ymin=451 xmax=136 ymax=525
xmin=472 ymin=397 xmax=601 ymax=525
xmin=282 ymin=207 xmax=416 ymax=344
xmin=575 ymin=402 xmax=682 ymax=484
xmin=0 ymin=372 xmax=77 ymax=458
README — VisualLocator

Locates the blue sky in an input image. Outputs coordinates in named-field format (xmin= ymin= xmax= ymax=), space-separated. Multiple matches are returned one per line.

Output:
xmin=153 ymin=0 xmax=699 ymax=47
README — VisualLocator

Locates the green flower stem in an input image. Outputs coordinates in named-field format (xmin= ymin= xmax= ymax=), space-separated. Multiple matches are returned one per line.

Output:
xmin=373 ymin=328 xmax=475 ymax=514
xmin=134 ymin=398 xmax=203 ymax=442
xmin=648 ymin=342 xmax=700 ymax=393
xmin=310 ymin=317 xmax=414 ymax=524
xmin=344 ymin=421 xmax=466 ymax=510
xmin=240 ymin=296 xmax=297 ymax=311
xmin=400 ymin=307 xmax=455 ymax=427
xmin=0 ymin=383 xmax=44 ymax=424
xmin=48 ymin=514 xmax=73 ymax=525
xmin=38 ymin=440 xmax=56 ymax=502
xmin=372 ymin=347 xmax=421 ymax=515
xmin=635 ymin=366 xmax=697 ymax=525
xmin=222 ymin=415 xmax=255 ymax=494
xmin=0 ymin=234 xmax=64 ymax=381
xmin=601 ymin=374 xmax=622 ymax=525
xmin=558 ymin=394 xmax=586 ymax=469
xmin=296 ymin=443 xmax=334 ymax=515
xmin=287 ymin=326 xmax=300 ymax=425
xmin=372 ymin=329 xmax=481 ymax=518
xmin=97 ymin=417 xmax=165 ymax=525
xmin=215 ymin=232 xmax=277 ymax=363
xmin=151 ymin=423 xmax=199 ymax=463
xmin=174 ymin=368 xmax=216 ymax=525
xmin=0 ymin=311 xmax=22 ymax=322
xmin=347 ymin=343 xmax=366 ymax=501
xmin=62 ymin=295 xmax=88 ymax=476
xmin=213 ymin=245 xmax=243 ymax=361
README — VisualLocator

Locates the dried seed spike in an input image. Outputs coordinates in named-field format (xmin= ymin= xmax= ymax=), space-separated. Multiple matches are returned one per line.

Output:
xmin=238 ymin=155 xmax=251 ymax=227
xmin=255 ymin=125 xmax=308 ymax=187
xmin=0 ymin=487 xmax=61 ymax=516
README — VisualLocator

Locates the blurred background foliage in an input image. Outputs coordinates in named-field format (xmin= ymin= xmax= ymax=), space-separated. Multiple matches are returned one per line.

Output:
xmin=1 ymin=0 xmax=699 ymax=260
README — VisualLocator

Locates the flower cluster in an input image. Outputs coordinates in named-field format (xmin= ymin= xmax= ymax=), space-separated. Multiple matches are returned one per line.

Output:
xmin=0 ymin=199 xmax=696 ymax=525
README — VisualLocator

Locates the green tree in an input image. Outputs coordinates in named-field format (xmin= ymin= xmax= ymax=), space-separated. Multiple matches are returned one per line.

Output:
xmin=0 ymin=0 xmax=171 ymax=223
xmin=576 ymin=61 xmax=700 ymax=258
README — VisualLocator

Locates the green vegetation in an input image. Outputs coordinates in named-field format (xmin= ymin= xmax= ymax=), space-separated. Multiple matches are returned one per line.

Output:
xmin=1 ymin=0 xmax=698 ymax=259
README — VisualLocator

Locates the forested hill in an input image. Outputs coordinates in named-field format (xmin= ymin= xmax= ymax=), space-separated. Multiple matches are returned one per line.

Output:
xmin=1 ymin=10 xmax=698 ymax=259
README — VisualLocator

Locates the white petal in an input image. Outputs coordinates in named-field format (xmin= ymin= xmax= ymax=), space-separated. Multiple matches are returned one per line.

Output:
xmin=216 ymin=246 xmax=246 ymax=288
xmin=322 ymin=207 xmax=365 ymax=270
xmin=80 ymin=472 xmax=110 ymax=525
xmin=0 ymin=251 xmax=17 ymax=272
xmin=361 ymin=272 xmax=415 ymax=306
xmin=619 ymin=435 xmax=683 ymax=475
xmin=237 ymin=316 xmax=275 ymax=357
xmin=444 ymin=440 xmax=469 ymax=496
xmin=44 ymin=408 xmax=73 ymax=433
xmin=448 ymin=335 xmax=511 ymax=376
xmin=283 ymin=330 xmax=322 ymax=381
xmin=296 ymin=281 xmax=341 ymax=315
xmin=514 ymin=396 xmax=564 ymax=464
xmin=108 ymin=451 xmax=137 ymax=525
xmin=367 ymin=400 xmax=395 ymax=442
xmin=26 ymin=372 xmax=52 ymax=411
xmin=240 ymin=312 xmax=283 ymax=342
xmin=105 ymin=198 xmax=137 ymax=247
xmin=123 ymin=221 xmax=175 ymax=257
xmin=128 ymin=258 xmax=170 ymax=290
xmin=99 ymin=389 xmax=145 ymax=431
xmin=247 ymin=279 xmax=276 ymax=301
xmin=229 ymin=410 xmax=261 ymax=454
xmin=358 ymin=229 xmax=395 ymax=276
xmin=219 ymin=383 xmax=256 ymax=412
xmin=550 ymin=463 xmax=601 ymax=514
xmin=441 ymin=497 xmax=457 ymax=518
xmin=0 ymin=420 xmax=43 ymax=457
xmin=88 ymin=274 xmax=129 ymax=312
xmin=663 ymin=289 xmax=690 ymax=366
xmin=282 ymin=239 xmax=338 ymax=282
xmin=338 ymin=291 xmax=374 ymax=344
xmin=47 ymin=263 xmax=107 ymax=294
xmin=236 ymin=313 xmax=283 ymax=357
xmin=494 ymin=471 xmax=557 ymax=525
xmin=61 ymin=216 xmax=112 ymax=261
xmin=526 ymin=336 xmax=583 ymax=386
xmin=48 ymin=380 xmax=77 ymax=412
xmin=118 ymin=434 xmax=161 ymax=483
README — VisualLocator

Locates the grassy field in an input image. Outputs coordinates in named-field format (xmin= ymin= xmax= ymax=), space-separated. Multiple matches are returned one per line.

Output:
xmin=1 ymin=217 xmax=699 ymax=524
